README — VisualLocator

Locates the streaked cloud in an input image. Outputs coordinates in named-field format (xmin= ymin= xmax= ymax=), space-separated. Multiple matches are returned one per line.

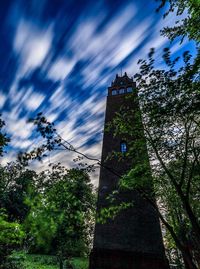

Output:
xmin=14 ymin=20 xmax=52 ymax=74
xmin=0 ymin=93 xmax=6 ymax=109
xmin=0 ymin=0 xmax=195 ymax=184
xmin=48 ymin=58 xmax=76 ymax=81
xmin=25 ymin=92 xmax=45 ymax=111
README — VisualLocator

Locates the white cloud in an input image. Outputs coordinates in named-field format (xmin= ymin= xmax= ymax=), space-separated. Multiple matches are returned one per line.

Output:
xmin=14 ymin=20 xmax=52 ymax=74
xmin=46 ymin=113 xmax=58 ymax=123
xmin=110 ymin=19 xmax=151 ymax=66
xmin=25 ymin=92 xmax=45 ymax=111
xmin=0 ymin=92 xmax=6 ymax=109
xmin=54 ymin=94 xmax=105 ymax=156
xmin=48 ymin=57 xmax=76 ymax=81
xmin=3 ymin=111 xmax=33 ymax=140
xmin=0 ymin=151 xmax=16 ymax=166
xmin=10 ymin=137 xmax=33 ymax=150
xmin=48 ymin=85 xmax=72 ymax=117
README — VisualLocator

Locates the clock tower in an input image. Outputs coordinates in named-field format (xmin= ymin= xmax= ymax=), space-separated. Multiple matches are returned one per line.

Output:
xmin=89 ymin=73 xmax=169 ymax=269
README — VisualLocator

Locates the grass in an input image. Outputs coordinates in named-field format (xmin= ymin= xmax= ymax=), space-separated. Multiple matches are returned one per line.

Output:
xmin=24 ymin=254 xmax=58 ymax=269
xmin=70 ymin=257 xmax=89 ymax=269
xmin=10 ymin=252 xmax=88 ymax=269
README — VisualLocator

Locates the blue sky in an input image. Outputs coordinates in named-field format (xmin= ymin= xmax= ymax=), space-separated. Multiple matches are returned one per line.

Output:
xmin=0 ymin=0 xmax=196 ymax=184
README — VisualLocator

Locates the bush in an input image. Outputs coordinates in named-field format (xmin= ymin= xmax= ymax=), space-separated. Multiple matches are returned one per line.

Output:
xmin=70 ymin=257 xmax=88 ymax=269
xmin=6 ymin=251 xmax=26 ymax=269
xmin=0 ymin=213 xmax=24 ymax=269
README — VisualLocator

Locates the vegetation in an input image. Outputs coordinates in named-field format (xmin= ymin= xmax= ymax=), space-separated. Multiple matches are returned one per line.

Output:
xmin=6 ymin=252 xmax=88 ymax=269
xmin=0 ymin=116 xmax=10 ymax=157
xmin=107 ymin=0 xmax=200 ymax=268
xmin=157 ymin=0 xmax=200 ymax=42
xmin=0 ymin=116 xmax=95 ymax=269
xmin=0 ymin=163 xmax=37 ymax=223
xmin=25 ymin=165 xmax=95 ymax=267
xmin=0 ymin=213 xmax=25 ymax=268
xmin=70 ymin=257 xmax=89 ymax=269
xmin=0 ymin=1 xmax=199 ymax=268
xmin=111 ymin=48 xmax=200 ymax=269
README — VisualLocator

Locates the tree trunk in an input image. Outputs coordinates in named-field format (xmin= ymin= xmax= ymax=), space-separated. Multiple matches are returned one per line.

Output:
xmin=181 ymin=247 xmax=197 ymax=269
xmin=182 ymin=197 xmax=200 ymax=245
xmin=59 ymin=259 xmax=64 ymax=269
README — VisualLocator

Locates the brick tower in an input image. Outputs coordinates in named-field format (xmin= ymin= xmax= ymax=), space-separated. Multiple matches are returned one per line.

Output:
xmin=89 ymin=73 xmax=169 ymax=269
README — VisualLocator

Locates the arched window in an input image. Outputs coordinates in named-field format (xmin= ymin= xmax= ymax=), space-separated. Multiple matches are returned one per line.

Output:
xmin=112 ymin=89 xmax=117 ymax=95
xmin=120 ymin=141 xmax=127 ymax=153
xmin=119 ymin=88 xmax=125 ymax=94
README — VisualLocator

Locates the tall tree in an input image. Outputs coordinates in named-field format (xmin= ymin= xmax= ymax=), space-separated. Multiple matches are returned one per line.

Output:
xmin=110 ymin=48 xmax=200 ymax=268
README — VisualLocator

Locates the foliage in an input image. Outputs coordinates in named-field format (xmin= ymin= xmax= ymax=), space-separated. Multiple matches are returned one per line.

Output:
xmin=25 ymin=166 xmax=96 ymax=261
xmin=111 ymin=48 xmax=200 ymax=268
xmin=153 ymin=0 xmax=199 ymax=266
xmin=0 ymin=212 xmax=25 ymax=268
xmin=0 ymin=115 xmax=10 ymax=156
xmin=24 ymin=192 xmax=59 ymax=253
xmin=7 ymin=253 xmax=89 ymax=269
xmin=0 ymin=163 xmax=37 ymax=223
xmin=156 ymin=0 xmax=200 ymax=42
xmin=0 ymin=213 xmax=24 ymax=246
xmin=70 ymin=257 xmax=89 ymax=269
xmin=156 ymin=160 xmax=200 ymax=268
xmin=97 ymin=202 xmax=133 ymax=224
xmin=0 ymin=159 xmax=95 ymax=267
xmin=5 ymin=2 xmax=199 ymax=268
xmin=6 ymin=251 xmax=26 ymax=269
xmin=0 ymin=163 xmax=39 ymax=267
xmin=19 ymin=253 xmax=58 ymax=269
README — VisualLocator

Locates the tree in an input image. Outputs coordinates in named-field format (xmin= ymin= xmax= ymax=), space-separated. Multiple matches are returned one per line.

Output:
xmin=0 ymin=119 xmax=27 ymax=268
xmin=114 ymin=1 xmax=200 ymax=264
xmin=0 ymin=115 xmax=10 ymax=157
xmin=16 ymin=2 xmax=200 ymax=267
xmin=25 ymin=165 xmax=96 ymax=269
xmin=0 ymin=115 xmax=95 ymax=268
xmin=0 ymin=211 xmax=25 ymax=268
xmin=156 ymin=0 xmax=200 ymax=42
xmin=110 ymin=48 xmax=200 ymax=268
xmin=0 ymin=162 xmax=37 ymax=223
xmin=142 ymin=0 xmax=200 ymax=266
xmin=156 ymin=160 xmax=200 ymax=268
xmin=17 ymin=66 xmax=199 ymax=267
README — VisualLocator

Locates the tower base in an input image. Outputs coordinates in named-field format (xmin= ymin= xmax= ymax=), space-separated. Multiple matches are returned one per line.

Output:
xmin=89 ymin=248 xmax=169 ymax=269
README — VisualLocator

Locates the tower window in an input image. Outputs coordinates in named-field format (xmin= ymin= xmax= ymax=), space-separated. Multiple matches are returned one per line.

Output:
xmin=112 ymin=89 xmax=117 ymax=95
xmin=119 ymin=88 xmax=125 ymax=94
xmin=120 ymin=142 xmax=127 ymax=153
xmin=127 ymin=87 xmax=133 ymax=93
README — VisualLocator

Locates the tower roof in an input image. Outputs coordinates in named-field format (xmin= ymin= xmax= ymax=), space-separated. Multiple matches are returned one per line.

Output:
xmin=111 ymin=72 xmax=133 ymax=87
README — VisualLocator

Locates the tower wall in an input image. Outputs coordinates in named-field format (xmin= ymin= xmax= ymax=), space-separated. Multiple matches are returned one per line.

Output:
xmin=89 ymin=74 xmax=169 ymax=269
